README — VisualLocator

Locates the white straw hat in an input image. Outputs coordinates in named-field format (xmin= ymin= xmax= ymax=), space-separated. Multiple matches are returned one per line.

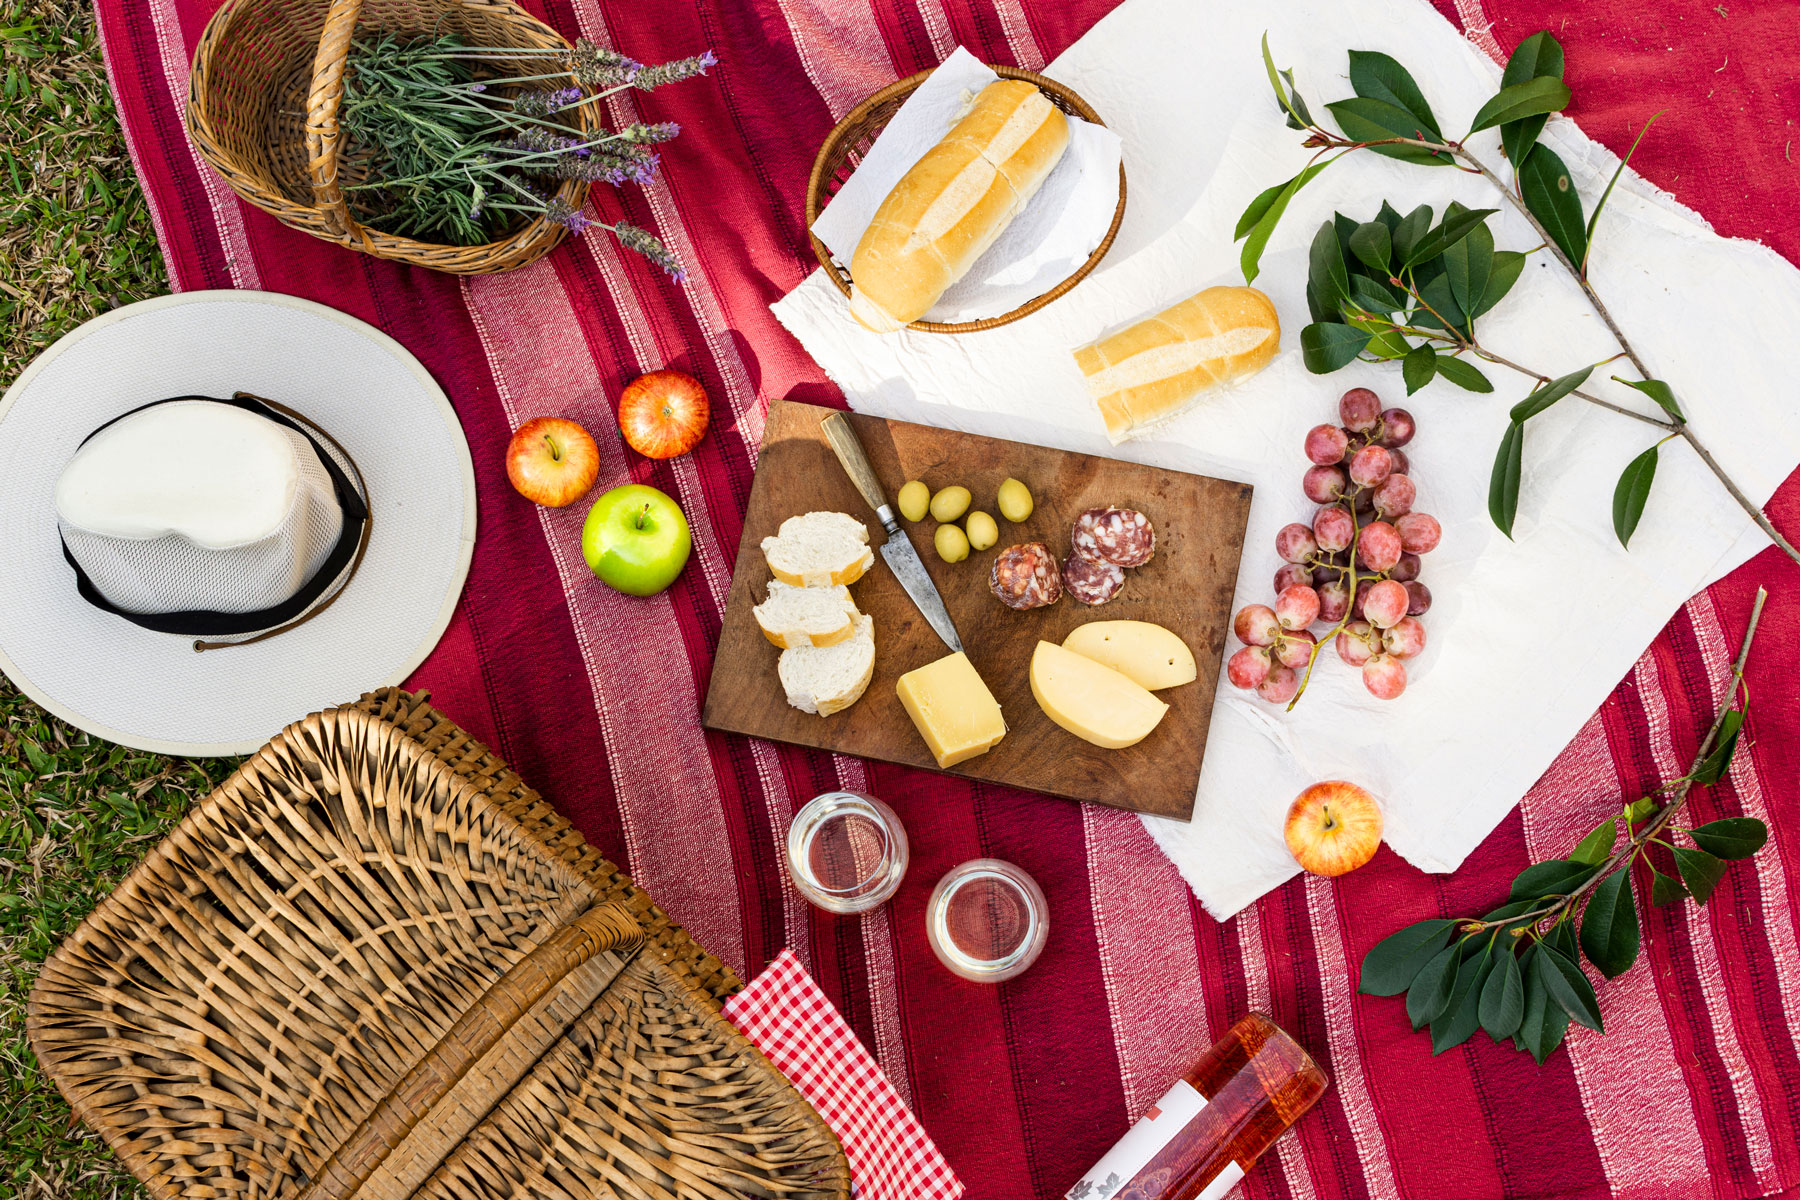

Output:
xmin=0 ymin=291 xmax=476 ymax=756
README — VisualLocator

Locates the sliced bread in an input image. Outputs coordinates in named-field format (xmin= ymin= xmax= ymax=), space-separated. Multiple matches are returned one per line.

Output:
xmin=761 ymin=511 xmax=874 ymax=587
xmin=778 ymin=612 xmax=875 ymax=716
xmin=754 ymin=581 xmax=860 ymax=649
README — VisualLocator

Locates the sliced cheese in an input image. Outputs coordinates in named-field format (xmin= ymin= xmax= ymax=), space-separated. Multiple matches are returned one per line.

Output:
xmin=1062 ymin=621 xmax=1197 ymax=691
xmin=896 ymin=651 xmax=1007 ymax=769
xmin=1030 ymin=640 xmax=1168 ymax=750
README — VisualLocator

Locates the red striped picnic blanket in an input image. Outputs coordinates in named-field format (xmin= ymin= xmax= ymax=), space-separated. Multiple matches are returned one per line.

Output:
xmin=91 ymin=0 xmax=1800 ymax=1194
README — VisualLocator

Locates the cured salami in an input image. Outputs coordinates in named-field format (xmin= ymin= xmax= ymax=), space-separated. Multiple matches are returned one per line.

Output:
xmin=1062 ymin=552 xmax=1125 ymax=606
xmin=989 ymin=541 xmax=1062 ymax=610
xmin=1070 ymin=506 xmax=1156 ymax=568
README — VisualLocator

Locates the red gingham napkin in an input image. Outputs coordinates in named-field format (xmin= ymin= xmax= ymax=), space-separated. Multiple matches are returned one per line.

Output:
xmin=723 ymin=949 xmax=964 ymax=1200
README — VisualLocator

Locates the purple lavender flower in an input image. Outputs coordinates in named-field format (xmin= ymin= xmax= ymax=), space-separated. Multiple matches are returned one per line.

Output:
xmin=504 ymin=127 xmax=586 ymax=156
xmin=566 ymin=38 xmax=641 ymax=88
xmin=544 ymin=197 xmax=595 ymax=234
xmin=619 ymin=121 xmax=680 ymax=144
xmin=513 ymin=88 xmax=575 ymax=117
xmin=613 ymin=220 xmax=686 ymax=281
xmin=468 ymin=82 xmax=487 ymax=93
xmin=632 ymin=50 xmax=718 ymax=91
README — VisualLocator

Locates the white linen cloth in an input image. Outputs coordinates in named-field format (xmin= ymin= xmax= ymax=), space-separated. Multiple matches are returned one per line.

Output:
xmin=772 ymin=0 xmax=1800 ymax=918
xmin=809 ymin=46 xmax=1123 ymax=324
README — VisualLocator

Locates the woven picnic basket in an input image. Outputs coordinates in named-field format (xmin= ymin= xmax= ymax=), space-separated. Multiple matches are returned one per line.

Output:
xmin=186 ymin=0 xmax=592 ymax=273
xmin=27 ymin=689 xmax=851 ymax=1200
xmin=805 ymin=64 xmax=1128 ymax=334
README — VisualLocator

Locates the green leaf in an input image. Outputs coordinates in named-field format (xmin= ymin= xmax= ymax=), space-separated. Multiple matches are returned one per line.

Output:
xmin=1261 ymin=32 xmax=1310 ymax=130
xmin=1612 ymin=376 xmax=1685 ymax=424
xmin=1537 ymin=945 xmax=1604 ymax=1030
xmin=1348 ymin=221 xmax=1393 ymax=274
xmin=1609 ymin=444 xmax=1660 ymax=549
xmin=1474 ymin=251 xmax=1527 ymax=318
xmin=1520 ymin=142 xmax=1588 ymax=267
xmin=1443 ymin=219 xmax=1495 ymax=322
xmin=1350 ymin=316 xmax=1409 ymax=361
xmin=1510 ymin=858 xmax=1595 ymax=901
xmin=1392 ymin=204 xmax=1433 ymax=264
xmin=1689 ymin=709 xmax=1745 ymax=785
xmin=1237 ymin=161 xmax=1334 ymax=284
xmin=1348 ymin=275 xmax=1403 ymax=315
xmin=1570 ymin=818 xmax=1619 ymax=866
xmin=1413 ymin=274 xmax=1468 ymax=336
xmin=1402 ymin=344 xmax=1437 ymax=395
xmin=1548 ymin=917 xmax=1579 ymax=962
xmin=1672 ymin=845 xmax=1729 ymax=904
xmin=1584 ymin=112 xmax=1662 ymax=263
xmin=1358 ymin=918 xmax=1459 ymax=995
xmin=1579 ymin=869 xmax=1641 ymax=978
xmin=1301 ymin=323 xmax=1373 ymax=373
xmin=1499 ymin=30 xmax=1565 ymax=167
xmin=1234 ymin=161 xmax=1332 ymax=241
xmin=1432 ymin=941 xmax=1493 ymax=1054
xmin=1489 ymin=421 xmax=1524 ymax=538
xmin=1479 ymin=948 xmax=1526 ymax=1041
xmin=1650 ymin=869 xmax=1689 ymax=907
xmin=1689 ymin=817 xmax=1769 ymax=860
xmin=1406 ymin=942 xmax=1464 ymax=1030
xmin=1347 ymin=49 xmax=1442 ymax=137
xmin=1376 ymin=200 xmax=1404 ymax=234
xmin=1310 ymin=219 xmax=1352 ymax=315
xmin=1468 ymin=76 xmax=1572 ymax=134
xmin=1625 ymin=797 xmax=1658 ymax=825
xmin=1531 ymin=994 xmax=1571 ymax=1063
xmin=1326 ymin=97 xmax=1452 ymax=166
xmin=1510 ymin=364 xmax=1595 ymax=423
xmin=1405 ymin=208 xmax=1498 ymax=268
xmin=1433 ymin=356 xmax=1493 ymax=393
xmin=1280 ymin=68 xmax=1315 ymax=130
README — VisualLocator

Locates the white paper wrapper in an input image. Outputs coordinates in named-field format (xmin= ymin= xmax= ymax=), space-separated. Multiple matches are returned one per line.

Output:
xmin=808 ymin=46 xmax=1125 ymax=324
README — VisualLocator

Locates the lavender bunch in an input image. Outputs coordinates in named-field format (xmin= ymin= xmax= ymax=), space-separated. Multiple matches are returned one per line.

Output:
xmin=337 ymin=33 xmax=713 ymax=278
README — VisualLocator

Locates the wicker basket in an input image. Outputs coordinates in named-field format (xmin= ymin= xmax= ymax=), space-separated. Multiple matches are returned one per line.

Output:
xmin=187 ymin=0 xmax=593 ymax=273
xmin=27 ymin=691 xmax=851 ymax=1200
xmin=805 ymin=64 xmax=1128 ymax=334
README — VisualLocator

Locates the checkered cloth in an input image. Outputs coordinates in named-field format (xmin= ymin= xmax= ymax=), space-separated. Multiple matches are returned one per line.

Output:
xmin=723 ymin=949 xmax=964 ymax=1200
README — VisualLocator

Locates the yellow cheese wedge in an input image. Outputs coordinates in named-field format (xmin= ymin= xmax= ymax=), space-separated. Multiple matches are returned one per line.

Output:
xmin=1062 ymin=621 xmax=1197 ymax=691
xmin=1030 ymin=640 xmax=1168 ymax=749
xmin=896 ymin=651 xmax=1007 ymax=769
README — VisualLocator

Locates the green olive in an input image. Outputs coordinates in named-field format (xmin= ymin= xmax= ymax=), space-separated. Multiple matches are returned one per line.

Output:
xmin=964 ymin=510 xmax=999 ymax=551
xmin=934 ymin=522 xmax=971 ymax=563
xmin=996 ymin=477 xmax=1034 ymax=523
xmin=929 ymin=485 xmax=972 ymax=523
xmin=897 ymin=480 xmax=930 ymax=522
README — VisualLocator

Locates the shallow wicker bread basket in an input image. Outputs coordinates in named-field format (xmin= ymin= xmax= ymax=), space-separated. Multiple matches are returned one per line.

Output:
xmin=187 ymin=0 xmax=594 ymax=273
xmin=805 ymin=63 xmax=1128 ymax=334
xmin=27 ymin=689 xmax=851 ymax=1200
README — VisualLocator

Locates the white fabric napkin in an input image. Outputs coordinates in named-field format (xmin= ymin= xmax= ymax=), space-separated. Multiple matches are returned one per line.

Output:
xmin=809 ymin=45 xmax=1123 ymax=324
xmin=772 ymin=0 xmax=1800 ymax=918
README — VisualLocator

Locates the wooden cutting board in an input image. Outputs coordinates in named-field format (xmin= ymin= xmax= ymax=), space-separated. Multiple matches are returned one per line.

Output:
xmin=702 ymin=399 xmax=1252 ymax=820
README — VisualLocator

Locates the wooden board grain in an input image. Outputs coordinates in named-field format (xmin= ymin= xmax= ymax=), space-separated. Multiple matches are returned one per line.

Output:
xmin=702 ymin=400 xmax=1251 ymax=820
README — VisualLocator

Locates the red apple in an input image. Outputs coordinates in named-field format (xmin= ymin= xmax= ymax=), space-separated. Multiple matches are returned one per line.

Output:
xmin=618 ymin=369 xmax=710 ymax=459
xmin=1284 ymin=781 xmax=1384 ymax=877
xmin=506 ymin=417 xmax=600 ymax=507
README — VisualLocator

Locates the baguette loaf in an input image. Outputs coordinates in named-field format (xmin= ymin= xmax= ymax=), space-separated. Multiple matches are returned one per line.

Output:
xmin=849 ymin=80 xmax=1071 ymax=332
xmin=754 ymin=581 xmax=860 ymax=649
xmin=1073 ymin=286 xmax=1281 ymax=443
xmin=761 ymin=511 xmax=874 ymax=587
xmin=779 ymin=612 xmax=876 ymax=716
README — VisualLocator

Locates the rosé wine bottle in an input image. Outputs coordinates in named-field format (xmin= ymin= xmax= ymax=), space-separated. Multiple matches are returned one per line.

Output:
xmin=1064 ymin=1014 xmax=1328 ymax=1200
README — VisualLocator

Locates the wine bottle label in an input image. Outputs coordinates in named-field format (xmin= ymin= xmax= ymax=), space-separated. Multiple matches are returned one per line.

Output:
xmin=1064 ymin=1078 xmax=1247 ymax=1200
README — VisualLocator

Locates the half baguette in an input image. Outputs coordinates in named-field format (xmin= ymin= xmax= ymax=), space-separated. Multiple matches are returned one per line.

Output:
xmin=761 ymin=511 xmax=875 ymax=587
xmin=779 ymin=612 xmax=876 ymax=716
xmin=754 ymin=581 xmax=860 ymax=649
xmin=1074 ymin=285 xmax=1280 ymax=443
xmin=849 ymin=79 xmax=1071 ymax=333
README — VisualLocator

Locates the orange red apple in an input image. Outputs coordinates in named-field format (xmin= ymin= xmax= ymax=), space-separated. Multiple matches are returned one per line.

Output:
xmin=1284 ymin=780 xmax=1383 ymax=877
xmin=505 ymin=417 xmax=600 ymax=507
xmin=618 ymin=369 xmax=710 ymax=459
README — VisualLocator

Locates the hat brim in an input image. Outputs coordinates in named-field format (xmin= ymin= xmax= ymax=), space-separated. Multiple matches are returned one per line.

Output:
xmin=0 ymin=291 xmax=476 ymax=756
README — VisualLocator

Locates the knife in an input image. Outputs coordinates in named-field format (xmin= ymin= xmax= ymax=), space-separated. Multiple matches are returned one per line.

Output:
xmin=821 ymin=413 xmax=965 ymax=655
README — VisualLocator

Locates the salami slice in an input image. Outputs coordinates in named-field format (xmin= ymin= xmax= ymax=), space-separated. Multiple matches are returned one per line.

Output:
xmin=1062 ymin=552 xmax=1125 ymax=606
xmin=990 ymin=541 xmax=1062 ymax=610
xmin=1070 ymin=507 xmax=1156 ymax=568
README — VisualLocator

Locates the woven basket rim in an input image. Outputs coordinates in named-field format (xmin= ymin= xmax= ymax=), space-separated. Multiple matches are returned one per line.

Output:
xmin=804 ymin=62 xmax=1128 ymax=335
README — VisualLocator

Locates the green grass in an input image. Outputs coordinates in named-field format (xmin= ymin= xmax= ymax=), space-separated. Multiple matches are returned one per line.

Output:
xmin=0 ymin=1 xmax=218 ymax=1196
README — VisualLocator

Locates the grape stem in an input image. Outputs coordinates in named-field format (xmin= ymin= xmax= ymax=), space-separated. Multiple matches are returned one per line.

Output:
xmin=1297 ymin=125 xmax=1800 ymax=567
xmin=1457 ymin=585 xmax=1767 ymax=936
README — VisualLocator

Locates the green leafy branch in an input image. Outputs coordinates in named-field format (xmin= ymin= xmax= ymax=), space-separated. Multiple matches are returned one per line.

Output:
xmin=1358 ymin=586 xmax=1769 ymax=1061
xmin=1238 ymin=33 xmax=1800 ymax=567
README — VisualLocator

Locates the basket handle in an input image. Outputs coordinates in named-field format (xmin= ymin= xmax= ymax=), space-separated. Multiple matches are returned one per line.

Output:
xmin=293 ymin=901 xmax=645 ymax=1200
xmin=303 ymin=0 xmax=364 ymax=240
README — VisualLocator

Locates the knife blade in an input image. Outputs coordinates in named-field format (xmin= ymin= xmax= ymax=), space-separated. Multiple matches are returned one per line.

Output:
xmin=820 ymin=413 xmax=965 ymax=654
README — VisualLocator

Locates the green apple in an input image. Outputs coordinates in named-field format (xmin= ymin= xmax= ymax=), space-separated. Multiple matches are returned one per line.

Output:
xmin=581 ymin=483 xmax=692 ymax=596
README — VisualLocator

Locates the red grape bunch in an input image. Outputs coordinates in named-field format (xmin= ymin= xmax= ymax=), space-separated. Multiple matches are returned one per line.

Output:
xmin=1226 ymin=387 xmax=1441 ymax=706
